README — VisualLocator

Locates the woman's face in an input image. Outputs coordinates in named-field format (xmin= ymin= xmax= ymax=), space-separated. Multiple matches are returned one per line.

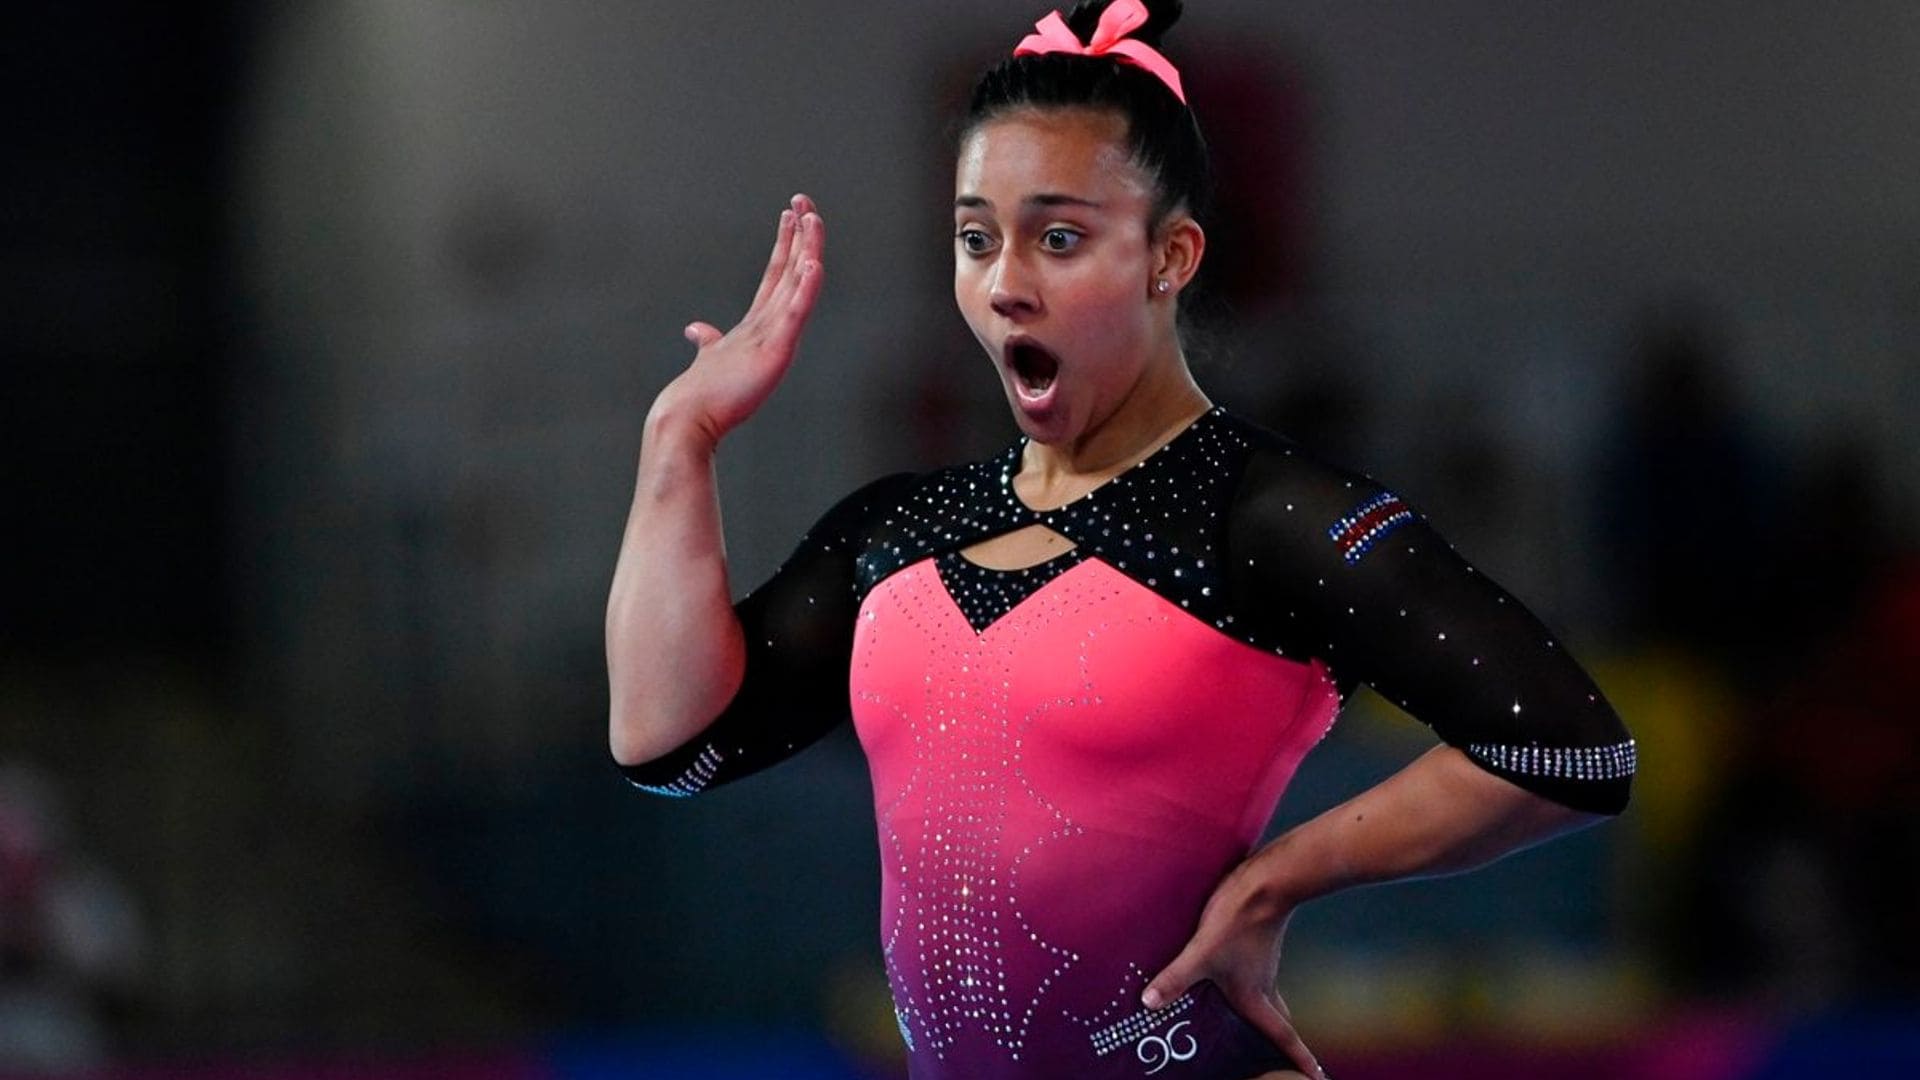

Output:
xmin=953 ymin=108 xmax=1168 ymax=446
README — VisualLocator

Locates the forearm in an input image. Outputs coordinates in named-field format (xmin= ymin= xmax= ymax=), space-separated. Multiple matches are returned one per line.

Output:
xmin=1252 ymin=745 xmax=1606 ymax=909
xmin=604 ymin=393 xmax=746 ymax=766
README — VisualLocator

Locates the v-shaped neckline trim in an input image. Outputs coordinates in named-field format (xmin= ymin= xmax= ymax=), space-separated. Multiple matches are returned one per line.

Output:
xmin=934 ymin=547 xmax=1092 ymax=634
xmin=998 ymin=406 xmax=1222 ymax=519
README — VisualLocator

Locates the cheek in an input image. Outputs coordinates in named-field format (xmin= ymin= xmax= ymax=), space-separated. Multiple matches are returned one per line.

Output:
xmin=955 ymin=278 xmax=1012 ymax=366
xmin=951 ymin=257 xmax=976 ymax=304
xmin=1062 ymin=271 xmax=1149 ymax=332
xmin=952 ymin=265 xmax=991 ymax=336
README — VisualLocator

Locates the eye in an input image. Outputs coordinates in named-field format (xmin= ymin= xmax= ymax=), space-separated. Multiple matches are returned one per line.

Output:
xmin=955 ymin=227 xmax=995 ymax=255
xmin=1040 ymin=227 xmax=1083 ymax=253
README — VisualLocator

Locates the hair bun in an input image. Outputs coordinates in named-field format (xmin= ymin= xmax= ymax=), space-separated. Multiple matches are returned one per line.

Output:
xmin=1063 ymin=0 xmax=1184 ymax=50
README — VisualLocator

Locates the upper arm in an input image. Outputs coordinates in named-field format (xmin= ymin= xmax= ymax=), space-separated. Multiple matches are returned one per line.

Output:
xmin=1227 ymin=447 xmax=1634 ymax=815
xmin=617 ymin=471 xmax=918 ymax=797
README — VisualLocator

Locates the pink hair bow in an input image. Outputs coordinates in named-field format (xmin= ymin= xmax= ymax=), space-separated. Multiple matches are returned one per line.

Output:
xmin=1013 ymin=0 xmax=1187 ymax=105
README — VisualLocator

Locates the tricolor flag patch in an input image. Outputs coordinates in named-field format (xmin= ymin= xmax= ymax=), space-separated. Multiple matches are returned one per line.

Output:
xmin=1328 ymin=491 xmax=1415 ymax=565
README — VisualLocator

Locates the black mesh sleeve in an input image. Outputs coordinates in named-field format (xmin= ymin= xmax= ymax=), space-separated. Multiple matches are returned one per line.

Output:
xmin=616 ymin=472 xmax=918 ymax=797
xmin=1227 ymin=445 xmax=1634 ymax=815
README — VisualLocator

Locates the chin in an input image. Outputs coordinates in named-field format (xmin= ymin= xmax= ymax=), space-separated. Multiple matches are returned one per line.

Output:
xmin=1003 ymin=385 xmax=1074 ymax=445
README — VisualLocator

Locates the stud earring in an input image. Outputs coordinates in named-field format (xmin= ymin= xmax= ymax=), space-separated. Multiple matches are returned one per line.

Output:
xmin=1155 ymin=279 xmax=1171 ymax=294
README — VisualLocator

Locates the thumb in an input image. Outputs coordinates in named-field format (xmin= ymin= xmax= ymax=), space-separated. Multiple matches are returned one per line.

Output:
xmin=683 ymin=321 xmax=723 ymax=349
xmin=1141 ymin=944 xmax=1207 ymax=1010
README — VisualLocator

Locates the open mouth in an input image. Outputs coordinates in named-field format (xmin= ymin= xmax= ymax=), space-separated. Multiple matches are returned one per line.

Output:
xmin=1006 ymin=339 xmax=1060 ymax=398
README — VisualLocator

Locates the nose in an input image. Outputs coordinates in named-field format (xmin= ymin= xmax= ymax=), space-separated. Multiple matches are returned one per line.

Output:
xmin=988 ymin=253 xmax=1039 ymax=319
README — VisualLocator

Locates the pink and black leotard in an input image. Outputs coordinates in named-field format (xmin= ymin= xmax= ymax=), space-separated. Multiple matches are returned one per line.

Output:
xmin=620 ymin=408 xmax=1634 ymax=1079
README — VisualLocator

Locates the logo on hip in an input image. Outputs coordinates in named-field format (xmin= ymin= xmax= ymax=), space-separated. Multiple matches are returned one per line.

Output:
xmin=1137 ymin=1019 xmax=1198 ymax=1074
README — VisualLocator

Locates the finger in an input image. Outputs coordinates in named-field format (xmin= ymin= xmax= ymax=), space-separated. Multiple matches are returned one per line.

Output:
xmin=786 ymin=212 xmax=826 ymax=310
xmin=1233 ymin=989 xmax=1323 ymax=1080
xmin=1141 ymin=945 xmax=1206 ymax=1010
xmin=776 ymin=252 xmax=825 ymax=338
xmin=796 ymin=206 xmax=825 ymax=265
xmin=761 ymin=210 xmax=824 ymax=323
xmin=747 ymin=208 xmax=798 ymax=312
xmin=683 ymin=321 xmax=723 ymax=349
xmin=754 ymin=253 xmax=824 ymax=368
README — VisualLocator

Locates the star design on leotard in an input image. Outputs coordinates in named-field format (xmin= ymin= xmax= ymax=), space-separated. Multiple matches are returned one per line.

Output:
xmin=859 ymin=558 xmax=1112 ymax=1063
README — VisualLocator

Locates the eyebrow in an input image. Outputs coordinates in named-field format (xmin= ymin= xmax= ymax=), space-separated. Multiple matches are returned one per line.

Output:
xmin=953 ymin=193 xmax=1106 ymax=211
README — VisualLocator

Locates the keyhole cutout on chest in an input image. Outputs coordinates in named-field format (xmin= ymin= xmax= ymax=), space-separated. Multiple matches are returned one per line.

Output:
xmin=958 ymin=524 xmax=1078 ymax=571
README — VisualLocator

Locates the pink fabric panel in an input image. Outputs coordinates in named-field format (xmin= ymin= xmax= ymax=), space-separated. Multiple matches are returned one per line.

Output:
xmin=849 ymin=556 xmax=1338 ymax=1074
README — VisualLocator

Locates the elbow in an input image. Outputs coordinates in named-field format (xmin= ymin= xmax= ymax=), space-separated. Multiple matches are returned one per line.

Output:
xmin=606 ymin=679 xmax=664 ymax=766
xmin=1586 ymin=734 xmax=1637 ymax=817
xmin=608 ymin=713 xmax=651 ymax=768
xmin=609 ymin=704 xmax=728 ymax=800
xmin=607 ymin=681 xmax=729 ymax=768
xmin=605 ymin=629 xmax=745 ymax=768
xmin=1559 ymin=771 xmax=1633 ymax=819
xmin=608 ymin=697 xmax=677 ymax=768
xmin=1603 ymin=769 xmax=1634 ymax=817
xmin=1610 ymin=764 xmax=1635 ymax=814
xmin=605 ymin=659 xmax=680 ymax=766
xmin=1541 ymin=768 xmax=1633 ymax=819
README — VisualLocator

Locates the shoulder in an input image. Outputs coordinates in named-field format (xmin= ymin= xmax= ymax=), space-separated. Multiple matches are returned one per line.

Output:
xmin=1218 ymin=410 xmax=1417 ymax=559
xmin=832 ymin=446 xmax=1018 ymax=541
xmin=808 ymin=470 xmax=918 ymax=528
xmin=823 ymin=442 xmax=1032 ymax=590
xmin=826 ymin=470 xmax=925 ymax=520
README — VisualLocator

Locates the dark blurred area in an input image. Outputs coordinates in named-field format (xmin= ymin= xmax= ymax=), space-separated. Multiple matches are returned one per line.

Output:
xmin=2 ymin=4 xmax=240 ymax=652
xmin=4 ymin=1 xmax=1917 ymax=1077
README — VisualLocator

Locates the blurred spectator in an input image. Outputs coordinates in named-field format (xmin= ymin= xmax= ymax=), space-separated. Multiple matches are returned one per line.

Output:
xmin=0 ymin=764 xmax=144 ymax=1072
xmin=1766 ymin=437 xmax=1893 ymax=669
xmin=1593 ymin=303 xmax=1781 ymax=676
xmin=1674 ymin=542 xmax=1920 ymax=1008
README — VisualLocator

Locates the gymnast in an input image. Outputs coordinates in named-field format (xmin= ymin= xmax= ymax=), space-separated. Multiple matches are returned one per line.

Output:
xmin=606 ymin=3 xmax=1635 ymax=1076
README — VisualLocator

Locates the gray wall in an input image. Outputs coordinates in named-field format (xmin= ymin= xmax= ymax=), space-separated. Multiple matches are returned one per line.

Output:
xmin=236 ymin=0 xmax=1919 ymax=791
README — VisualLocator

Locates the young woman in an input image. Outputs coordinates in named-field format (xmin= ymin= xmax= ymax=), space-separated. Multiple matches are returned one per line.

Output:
xmin=606 ymin=3 xmax=1635 ymax=1077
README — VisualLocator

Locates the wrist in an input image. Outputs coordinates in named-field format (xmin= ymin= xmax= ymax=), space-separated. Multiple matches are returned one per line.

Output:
xmin=636 ymin=392 xmax=725 ymax=501
xmin=643 ymin=388 xmax=724 ymax=457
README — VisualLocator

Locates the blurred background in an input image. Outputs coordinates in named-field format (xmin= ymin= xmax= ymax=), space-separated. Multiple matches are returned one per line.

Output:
xmin=4 ymin=0 xmax=1918 ymax=1076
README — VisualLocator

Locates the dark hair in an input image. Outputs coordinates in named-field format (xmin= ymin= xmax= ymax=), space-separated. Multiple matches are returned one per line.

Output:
xmin=963 ymin=0 xmax=1213 ymax=231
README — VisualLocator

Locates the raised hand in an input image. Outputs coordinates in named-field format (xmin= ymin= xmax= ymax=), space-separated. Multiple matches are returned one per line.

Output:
xmin=657 ymin=193 xmax=827 ymax=444
xmin=1141 ymin=852 xmax=1326 ymax=1080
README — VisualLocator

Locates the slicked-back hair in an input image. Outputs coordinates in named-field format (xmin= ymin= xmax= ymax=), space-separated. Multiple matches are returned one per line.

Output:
xmin=963 ymin=0 xmax=1212 ymax=231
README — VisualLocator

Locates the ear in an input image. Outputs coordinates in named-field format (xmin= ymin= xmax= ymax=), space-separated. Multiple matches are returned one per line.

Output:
xmin=1151 ymin=214 xmax=1206 ymax=297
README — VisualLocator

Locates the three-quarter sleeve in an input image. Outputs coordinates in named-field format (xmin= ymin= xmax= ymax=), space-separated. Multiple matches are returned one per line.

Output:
xmin=1227 ymin=445 xmax=1634 ymax=814
xmin=617 ymin=472 xmax=916 ymax=797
